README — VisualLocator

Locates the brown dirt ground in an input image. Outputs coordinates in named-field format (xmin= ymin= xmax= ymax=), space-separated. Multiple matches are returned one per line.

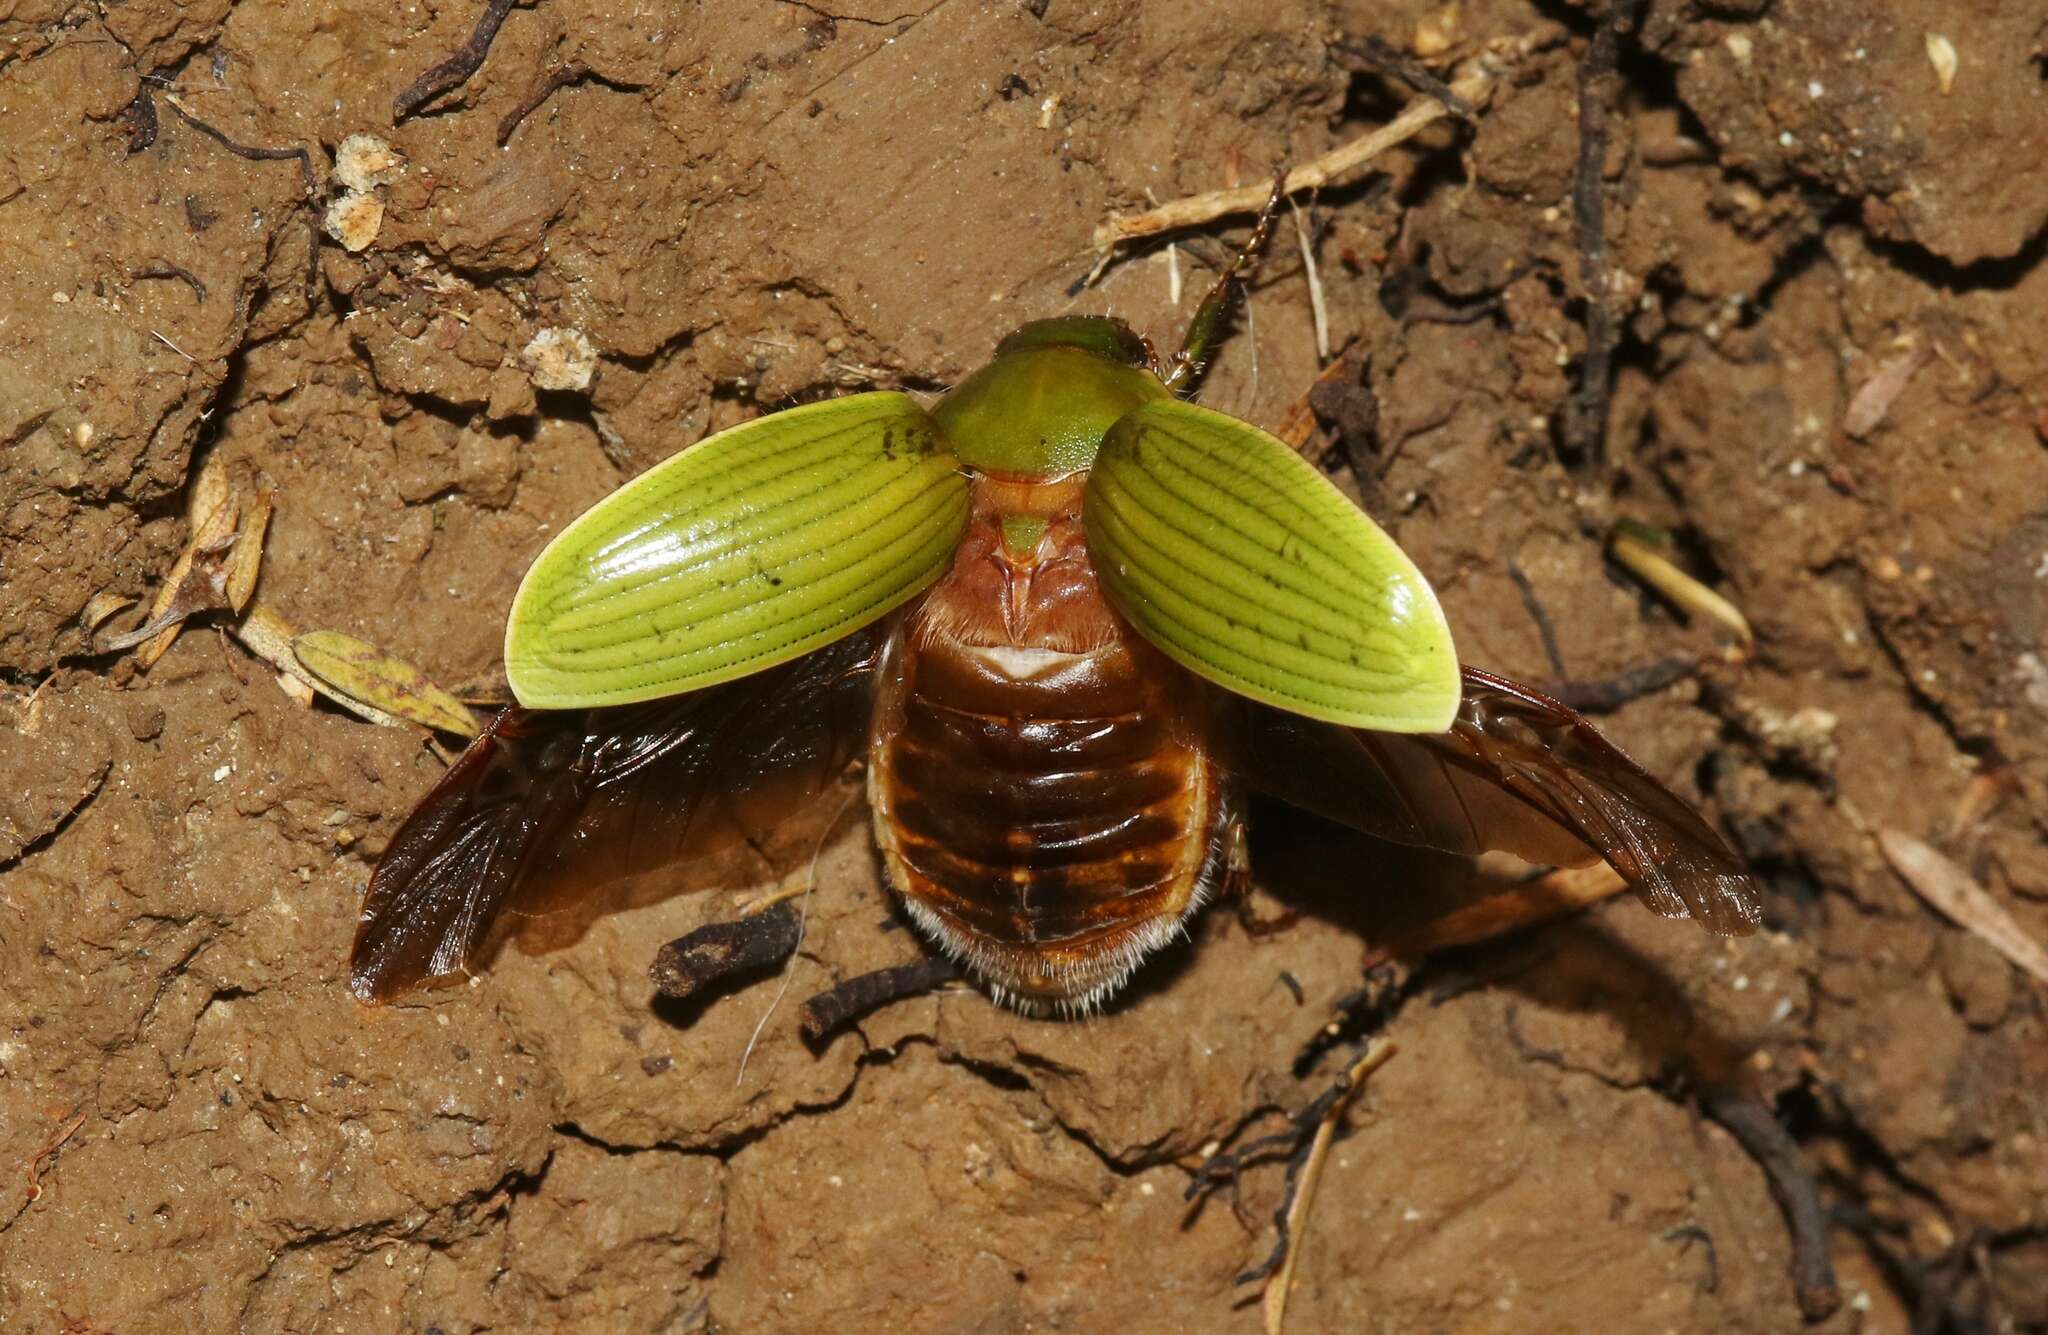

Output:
xmin=3 ymin=1 xmax=2046 ymax=1331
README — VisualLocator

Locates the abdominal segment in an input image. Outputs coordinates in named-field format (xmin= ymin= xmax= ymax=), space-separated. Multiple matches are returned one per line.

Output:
xmin=868 ymin=521 xmax=1240 ymax=1009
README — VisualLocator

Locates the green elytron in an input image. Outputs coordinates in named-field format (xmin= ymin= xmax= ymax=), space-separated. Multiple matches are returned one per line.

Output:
xmin=354 ymin=234 xmax=1760 ymax=1011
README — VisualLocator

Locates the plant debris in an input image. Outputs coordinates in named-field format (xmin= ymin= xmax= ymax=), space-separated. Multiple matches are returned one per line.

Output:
xmin=1607 ymin=522 xmax=1756 ymax=647
xmin=1560 ymin=0 xmax=1650 ymax=472
xmin=291 ymin=630 xmax=481 ymax=737
xmin=1697 ymin=1089 xmax=1841 ymax=1322
xmin=393 ymin=0 xmax=522 ymax=124
xmin=798 ymin=957 xmax=966 ymax=1045
xmin=1878 ymin=830 xmax=2048 ymax=986
xmin=650 ymin=904 xmax=804 ymax=1003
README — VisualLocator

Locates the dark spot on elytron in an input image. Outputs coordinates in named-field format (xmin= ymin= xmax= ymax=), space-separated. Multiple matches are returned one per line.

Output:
xmin=768 ymin=575 xmax=783 ymax=586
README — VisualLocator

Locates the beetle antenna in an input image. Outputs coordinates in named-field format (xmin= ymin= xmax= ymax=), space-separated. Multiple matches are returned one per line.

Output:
xmin=735 ymin=783 xmax=864 ymax=1085
xmin=1160 ymin=172 xmax=1285 ymax=397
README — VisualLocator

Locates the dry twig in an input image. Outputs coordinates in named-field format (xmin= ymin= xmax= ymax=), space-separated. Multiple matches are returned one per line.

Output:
xmin=161 ymin=95 xmax=320 ymax=298
xmin=394 ymin=0 xmax=521 ymax=123
xmin=23 ymin=1107 xmax=88 ymax=1204
xmin=1088 ymin=30 xmax=1554 ymax=258
xmin=1361 ymin=864 xmax=1630 ymax=968
xmin=1260 ymin=1040 xmax=1397 ymax=1334
xmin=649 ymin=904 xmax=804 ymax=1002
xmin=1607 ymin=525 xmax=1756 ymax=647
xmin=1698 ymin=1089 xmax=1841 ymax=1321
xmin=1286 ymin=197 xmax=1329 ymax=362
xmin=798 ymin=957 xmax=965 ymax=1045
xmin=1560 ymin=0 xmax=1649 ymax=470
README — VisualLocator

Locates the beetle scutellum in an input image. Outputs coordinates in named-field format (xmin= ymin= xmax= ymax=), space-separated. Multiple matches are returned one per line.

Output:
xmin=350 ymin=203 xmax=1761 ymax=1013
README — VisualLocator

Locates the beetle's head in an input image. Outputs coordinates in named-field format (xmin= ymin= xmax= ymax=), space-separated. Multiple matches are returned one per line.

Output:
xmin=933 ymin=317 xmax=1171 ymax=480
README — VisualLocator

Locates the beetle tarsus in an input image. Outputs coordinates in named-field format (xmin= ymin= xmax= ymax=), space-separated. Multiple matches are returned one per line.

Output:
xmin=1160 ymin=173 xmax=1286 ymax=396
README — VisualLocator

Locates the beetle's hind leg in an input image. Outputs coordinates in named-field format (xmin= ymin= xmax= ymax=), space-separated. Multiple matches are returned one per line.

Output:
xmin=1159 ymin=173 xmax=1286 ymax=396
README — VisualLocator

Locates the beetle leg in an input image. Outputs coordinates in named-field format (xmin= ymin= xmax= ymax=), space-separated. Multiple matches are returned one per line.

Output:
xmin=1160 ymin=172 xmax=1286 ymax=395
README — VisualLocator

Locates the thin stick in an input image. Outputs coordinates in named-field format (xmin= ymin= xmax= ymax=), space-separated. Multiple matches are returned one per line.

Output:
xmin=1698 ymin=1089 xmax=1841 ymax=1321
xmin=1560 ymin=0 xmax=1650 ymax=470
xmin=1287 ymin=197 xmax=1329 ymax=362
xmin=161 ymin=96 xmax=320 ymax=300
xmin=1506 ymin=561 xmax=1569 ymax=681
xmin=1331 ymin=37 xmax=1477 ymax=119
xmin=1360 ymin=864 xmax=1629 ymax=969
xmin=798 ymin=956 xmax=965 ymax=1045
xmin=1088 ymin=32 xmax=1549 ymax=254
xmin=393 ymin=0 xmax=521 ymax=124
xmin=1263 ymin=1040 xmax=1397 ymax=1334
xmin=23 ymin=1107 xmax=88 ymax=1203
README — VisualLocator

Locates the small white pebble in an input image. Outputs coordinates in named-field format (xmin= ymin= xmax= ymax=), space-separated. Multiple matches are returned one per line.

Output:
xmin=333 ymin=133 xmax=405 ymax=191
xmin=519 ymin=327 xmax=598 ymax=392
xmin=323 ymin=191 xmax=385 ymax=252
xmin=212 ymin=763 xmax=232 ymax=782
xmin=1807 ymin=81 xmax=1824 ymax=98
xmin=1778 ymin=130 xmax=1796 ymax=148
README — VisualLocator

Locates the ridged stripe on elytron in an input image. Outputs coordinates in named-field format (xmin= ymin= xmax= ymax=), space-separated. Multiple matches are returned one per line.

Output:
xmin=525 ymin=481 xmax=963 ymax=684
xmin=536 ymin=464 xmax=961 ymax=657
xmin=513 ymin=474 xmax=962 ymax=700
xmin=507 ymin=392 xmax=969 ymax=708
xmin=1088 ymin=482 xmax=1410 ymax=692
xmin=1085 ymin=401 xmax=1457 ymax=731
xmin=540 ymin=413 xmax=938 ymax=621
xmin=1093 ymin=443 xmax=1418 ymax=671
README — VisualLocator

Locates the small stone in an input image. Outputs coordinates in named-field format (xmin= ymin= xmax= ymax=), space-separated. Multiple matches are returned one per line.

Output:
xmin=323 ymin=191 xmax=385 ymax=252
xmin=518 ymin=327 xmax=598 ymax=393
xmin=333 ymin=133 xmax=405 ymax=192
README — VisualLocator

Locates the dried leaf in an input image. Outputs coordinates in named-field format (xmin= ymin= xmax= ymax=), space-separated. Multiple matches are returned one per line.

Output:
xmin=1843 ymin=343 xmax=1932 ymax=440
xmin=1879 ymin=829 xmax=2048 ymax=985
xmin=135 ymin=461 xmax=241 ymax=667
xmin=292 ymin=630 xmax=480 ymax=737
xmin=79 ymin=592 xmax=137 ymax=633
xmin=232 ymin=606 xmax=403 ymax=729
xmin=226 ymin=489 xmax=273 ymax=613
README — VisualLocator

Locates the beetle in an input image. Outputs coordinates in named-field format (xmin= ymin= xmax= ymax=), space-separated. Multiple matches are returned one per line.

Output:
xmin=349 ymin=231 xmax=1762 ymax=1012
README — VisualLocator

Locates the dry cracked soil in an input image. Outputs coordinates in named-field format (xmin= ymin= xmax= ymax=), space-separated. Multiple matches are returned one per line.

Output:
xmin=2 ymin=1 xmax=2046 ymax=1332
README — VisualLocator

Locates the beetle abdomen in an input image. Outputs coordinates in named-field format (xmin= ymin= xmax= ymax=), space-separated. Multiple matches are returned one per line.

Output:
xmin=868 ymin=493 xmax=1240 ymax=1010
